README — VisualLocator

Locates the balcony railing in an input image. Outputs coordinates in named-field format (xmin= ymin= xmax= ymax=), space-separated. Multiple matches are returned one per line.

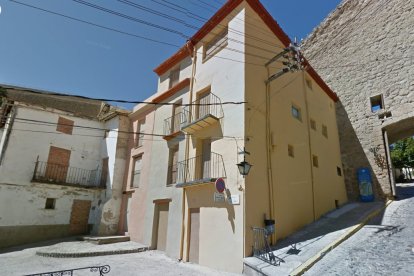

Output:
xmin=176 ymin=152 xmax=226 ymax=187
xmin=163 ymin=112 xmax=184 ymax=137
xmin=32 ymin=160 xmax=106 ymax=188
xmin=181 ymin=93 xmax=223 ymax=133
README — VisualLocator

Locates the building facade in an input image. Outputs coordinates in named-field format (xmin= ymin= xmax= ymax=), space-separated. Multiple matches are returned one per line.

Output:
xmin=0 ymin=86 xmax=129 ymax=248
xmin=120 ymin=0 xmax=347 ymax=273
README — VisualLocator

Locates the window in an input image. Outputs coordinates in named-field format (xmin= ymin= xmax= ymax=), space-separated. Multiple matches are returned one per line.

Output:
xmin=291 ymin=105 xmax=302 ymax=121
xmin=312 ymin=155 xmax=319 ymax=168
xmin=136 ymin=119 xmax=145 ymax=147
xmin=370 ymin=94 xmax=384 ymax=112
xmin=310 ymin=119 xmax=316 ymax=130
xmin=169 ymin=68 xmax=180 ymax=89
xmin=45 ymin=198 xmax=56 ymax=209
xmin=204 ymin=27 xmax=228 ymax=61
xmin=131 ymin=155 xmax=142 ymax=188
xmin=322 ymin=124 xmax=328 ymax=138
xmin=337 ymin=166 xmax=342 ymax=176
xmin=167 ymin=145 xmax=179 ymax=185
xmin=306 ymin=79 xmax=313 ymax=90
xmin=56 ymin=117 xmax=74 ymax=135
xmin=288 ymin=145 xmax=294 ymax=158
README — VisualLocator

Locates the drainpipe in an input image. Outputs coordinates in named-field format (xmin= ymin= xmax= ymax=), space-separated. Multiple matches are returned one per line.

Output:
xmin=383 ymin=129 xmax=397 ymax=198
xmin=180 ymin=41 xmax=197 ymax=261
xmin=265 ymin=66 xmax=275 ymax=244
xmin=302 ymin=72 xmax=316 ymax=221
xmin=0 ymin=103 xmax=16 ymax=165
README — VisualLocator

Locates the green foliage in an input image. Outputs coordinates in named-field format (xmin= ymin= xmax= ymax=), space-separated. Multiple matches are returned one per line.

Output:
xmin=390 ymin=137 xmax=414 ymax=168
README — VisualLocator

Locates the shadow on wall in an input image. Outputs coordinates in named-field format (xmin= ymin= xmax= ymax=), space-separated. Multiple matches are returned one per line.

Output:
xmin=336 ymin=101 xmax=387 ymax=201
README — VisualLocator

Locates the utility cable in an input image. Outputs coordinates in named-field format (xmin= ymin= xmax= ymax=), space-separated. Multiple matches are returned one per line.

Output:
xmin=9 ymin=0 xmax=283 ymax=69
xmin=5 ymin=86 xmax=245 ymax=106
xmin=12 ymin=117 xmax=246 ymax=140
xmin=72 ymin=0 xmax=283 ymax=62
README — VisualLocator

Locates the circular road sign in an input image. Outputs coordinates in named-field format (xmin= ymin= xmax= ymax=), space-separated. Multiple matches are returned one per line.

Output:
xmin=215 ymin=178 xmax=226 ymax=193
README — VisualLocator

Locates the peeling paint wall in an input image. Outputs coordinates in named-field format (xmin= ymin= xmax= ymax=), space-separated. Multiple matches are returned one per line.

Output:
xmin=0 ymin=103 xmax=129 ymax=247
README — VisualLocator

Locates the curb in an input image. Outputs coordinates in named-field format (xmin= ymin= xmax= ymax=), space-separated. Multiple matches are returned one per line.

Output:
xmin=36 ymin=246 xmax=149 ymax=258
xmin=290 ymin=200 xmax=393 ymax=276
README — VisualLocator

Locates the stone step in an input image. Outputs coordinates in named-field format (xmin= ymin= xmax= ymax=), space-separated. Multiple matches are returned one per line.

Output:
xmin=81 ymin=235 xmax=130 ymax=245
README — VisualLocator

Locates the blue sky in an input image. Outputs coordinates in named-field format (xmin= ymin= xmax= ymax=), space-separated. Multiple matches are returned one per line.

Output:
xmin=0 ymin=0 xmax=341 ymax=109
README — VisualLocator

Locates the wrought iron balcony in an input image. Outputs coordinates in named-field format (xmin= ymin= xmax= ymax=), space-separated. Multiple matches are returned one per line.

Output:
xmin=181 ymin=93 xmax=223 ymax=134
xmin=176 ymin=152 xmax=226 ymax=187
xmin=32 ymin=160 xmax=106 ymax=188
xmin=163 ymin=112 xmax=184 ymax=138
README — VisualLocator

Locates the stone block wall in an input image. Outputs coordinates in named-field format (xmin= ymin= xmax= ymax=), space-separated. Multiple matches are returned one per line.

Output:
xmin=303 ymin=0 xmax=414 ymax=200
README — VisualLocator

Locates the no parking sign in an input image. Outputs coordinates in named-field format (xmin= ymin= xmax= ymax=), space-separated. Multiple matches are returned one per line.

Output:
xmin=215 ymin=178 xmax=225 ymax=193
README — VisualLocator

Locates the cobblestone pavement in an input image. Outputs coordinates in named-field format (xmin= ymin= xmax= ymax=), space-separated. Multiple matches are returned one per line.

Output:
xmin=305 ymin=183 xmax=414 ymax=276
xmin=0 ymin=244 xmax=239 ymax=276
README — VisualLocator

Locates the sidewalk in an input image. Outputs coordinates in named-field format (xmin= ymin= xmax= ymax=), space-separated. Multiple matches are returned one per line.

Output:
xmin=244 ymin=201 xmax=390 ymax=276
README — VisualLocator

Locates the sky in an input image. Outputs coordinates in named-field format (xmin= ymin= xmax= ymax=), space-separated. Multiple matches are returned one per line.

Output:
xmin=0 ymin=0 xmax=341 ymax=109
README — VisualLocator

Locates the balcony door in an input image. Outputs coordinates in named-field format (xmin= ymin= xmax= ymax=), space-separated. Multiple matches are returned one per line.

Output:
xmin=172 ymin=101 xmax=182 ymax=133
xmin=45 ymin=146 xmax=71 ymax=183
xmin=196 ymin=92 xmax=210 ymax=120
xmin=201 ymin=139 xmax=211 ymax=179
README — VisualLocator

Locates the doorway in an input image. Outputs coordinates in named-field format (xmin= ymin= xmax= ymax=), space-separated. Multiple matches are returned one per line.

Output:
xmin=45 ymin=146 xmax=71 ymax=182
xmin=69 ymin=199 xmax=91 ymax=235
xmin=188 ymin=208 xmax=200 ymax=263
xmin=155 ymin=203 xmax=169 ymax=251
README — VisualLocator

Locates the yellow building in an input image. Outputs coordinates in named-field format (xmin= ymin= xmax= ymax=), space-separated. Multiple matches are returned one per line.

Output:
xmin=120 ymin=0 xmax=347 ymax=273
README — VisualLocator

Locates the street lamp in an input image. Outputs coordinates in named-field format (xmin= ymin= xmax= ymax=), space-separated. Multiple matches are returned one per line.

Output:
xmin=237 ymin=147 xmax=252 ymax=177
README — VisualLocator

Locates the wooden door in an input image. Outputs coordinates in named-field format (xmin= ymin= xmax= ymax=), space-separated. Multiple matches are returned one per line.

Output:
xmin=188 ymin=208 xmax=200 ymax=263
xmin=156 ymin=203 xmax=169 ymax=251
xmin=69 ymin=200 xmax=91 ymax=235
xmin=45 ymin=146 xmax=71 ymax=183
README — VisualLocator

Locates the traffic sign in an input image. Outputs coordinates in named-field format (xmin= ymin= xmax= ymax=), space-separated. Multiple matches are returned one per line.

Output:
xmin=215 ymin=178 xmax=225 ymax=193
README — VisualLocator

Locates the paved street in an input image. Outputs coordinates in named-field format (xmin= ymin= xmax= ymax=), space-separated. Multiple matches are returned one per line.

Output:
xmin=0 ymin=244 xmax=238 ymax=276
xmin=305 ymin=183 xmax=414 ymax=276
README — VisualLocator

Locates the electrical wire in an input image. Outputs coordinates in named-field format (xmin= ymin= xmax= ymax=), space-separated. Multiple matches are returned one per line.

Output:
xmin=9 ymin=0 xmax=283 ymax=69
xmin=118 ymin=0 xmax=284 ymax=57
xmin=5 ymin=86 xmax=245 ymax=106
xmin=12 ymin=117 xmax=246 ymax=141
xmin=153 ymin=0 xmax=286 ymax=50
xmin=306 ymin=0 xmax=376 ymax=60
xmin=72 ymin=0 xmax=283 ymax=62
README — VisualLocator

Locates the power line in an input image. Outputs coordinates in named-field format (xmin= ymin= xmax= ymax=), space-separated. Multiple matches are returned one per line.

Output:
xmin=154 ymin=0 xmax=286 ymax=50
xmin=6 ymin=86 xmax=246 ymax=106
xmin=118 ymin=0 xmax=283 ymax=57
xmin=72 ymin=0 xmax=282 ymax=62
xmin=12 ymin=117 xmax=246 ymax=140
xmin=306 ymin=0 xmax=376 ymax=60
xmin=9 ymin=0 xmax=283 ymax=69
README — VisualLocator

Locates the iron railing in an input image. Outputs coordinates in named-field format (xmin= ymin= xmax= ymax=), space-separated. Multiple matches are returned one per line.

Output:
xmin=25 ymin=265 xmax=110 ymax=276
xmin=32 ymin=160 xmax=106 ymax=188
xmin=176 ymin=152 xmax=226 ymax=184
xmin=252 ymin=227 xmax=284 ymax=266
xmin=182 ymin=93 xmax=223 ymax=125
xmin=163 ymin=112 xmax=184 ymax=136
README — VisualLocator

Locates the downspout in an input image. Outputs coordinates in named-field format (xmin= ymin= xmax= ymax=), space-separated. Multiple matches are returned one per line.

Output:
xmin=265 ymin=66 xmax=275 ymax=243
xmin=383 ymin=129 xmax=396 ymax=198
xmin=180 ymin=40 xmax=197 ymax=261
xmin=302 ymin=71 xmax=316 ymax=221
xmin=0 ymin=103 xmax=16 ymax=165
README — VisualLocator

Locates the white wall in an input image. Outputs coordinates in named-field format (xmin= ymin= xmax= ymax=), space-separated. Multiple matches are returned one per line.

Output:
xmin=0 ymin=104 xmax=109 ymax=229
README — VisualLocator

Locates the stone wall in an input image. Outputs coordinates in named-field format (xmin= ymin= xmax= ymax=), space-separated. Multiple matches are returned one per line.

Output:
xmin=303 ymin=0 xmax=414 ymax=200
